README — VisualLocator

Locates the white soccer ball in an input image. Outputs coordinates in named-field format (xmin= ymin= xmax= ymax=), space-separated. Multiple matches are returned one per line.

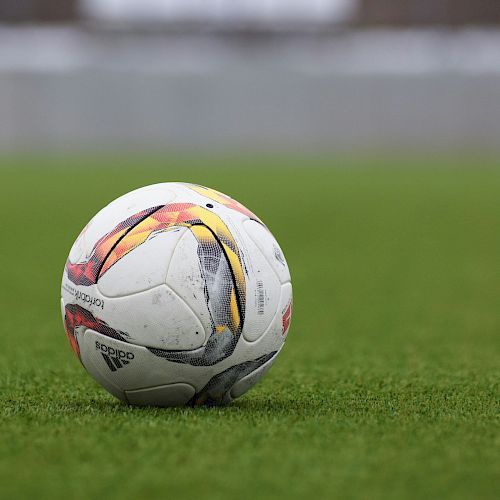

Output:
xmin=61 ymin=183 xmax=292 ymax=406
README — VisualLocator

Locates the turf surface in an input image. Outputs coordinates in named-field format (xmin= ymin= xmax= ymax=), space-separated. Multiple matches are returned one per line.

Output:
xmin=0 ymin=155 xmax=499 ymax=499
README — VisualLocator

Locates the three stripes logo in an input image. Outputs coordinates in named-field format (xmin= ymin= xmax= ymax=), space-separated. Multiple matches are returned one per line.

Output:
xmin=95 ymin=341 xmax=134 ymax=372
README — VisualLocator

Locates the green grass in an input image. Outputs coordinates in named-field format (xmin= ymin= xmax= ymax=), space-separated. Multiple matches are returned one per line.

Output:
xmin=0 ymin=154 xmax=499 ymax=500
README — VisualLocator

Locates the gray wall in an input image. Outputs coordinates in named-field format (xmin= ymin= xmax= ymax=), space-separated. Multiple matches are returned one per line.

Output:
xmin=1 ymin=28 xmax=499 ymax=152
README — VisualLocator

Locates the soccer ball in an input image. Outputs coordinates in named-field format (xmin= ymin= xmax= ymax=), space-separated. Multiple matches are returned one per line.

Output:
xmin=61 ymin=183 xmax=292 ymax=406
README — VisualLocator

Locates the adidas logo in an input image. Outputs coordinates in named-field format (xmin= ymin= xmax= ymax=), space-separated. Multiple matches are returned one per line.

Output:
xmin=95 ymin=341 xmax=134 ymax=372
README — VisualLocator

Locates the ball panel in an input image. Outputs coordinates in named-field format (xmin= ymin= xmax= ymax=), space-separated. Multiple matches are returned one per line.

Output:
xmin=125 ymin=383 xmax=195 ymax=407
xmin=234 ymin=282 xmax=292 ymax=360
xmin=79 ymin=332 xmax=127 ymax=403
xmin=237 ymin=226 xmax=282 ymax=343
xmin=243 ymin=219 xmax=291 ymax=285
xmin=70 ymin=184 xmax=178 ymax=264
xmin=80 ymin=330 xmax=207 ymax=394
xmin=229 ymin=349 xmax=280 ymax=400
xmin=97 ymin=227 xmax=187 ymax=297
xmin=165 ymin=229 xmax=213 ymax=345
xmin=68 ymin=220 xmax=89 ymax=263
xmin=101 ymin=284 xmax=207 ymax=351
xmin=192 ymin=350 xmax=278 ymax=405
xmin=175 ymin=182 xmax=256 ymax=226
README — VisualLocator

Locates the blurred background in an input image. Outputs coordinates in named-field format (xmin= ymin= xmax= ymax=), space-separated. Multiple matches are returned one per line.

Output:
xmin=1 ymin=0 xmax=499 ymax=152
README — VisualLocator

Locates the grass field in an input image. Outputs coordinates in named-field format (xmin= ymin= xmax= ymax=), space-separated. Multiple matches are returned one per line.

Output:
xmin=0 ymin=154 xmax=499 ymax=499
